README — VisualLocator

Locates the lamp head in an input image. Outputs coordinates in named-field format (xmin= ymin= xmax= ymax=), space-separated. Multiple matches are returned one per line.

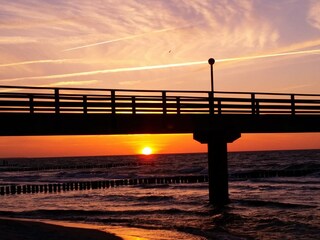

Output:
xmin=208 ymin=58 xmax=215 ymax=65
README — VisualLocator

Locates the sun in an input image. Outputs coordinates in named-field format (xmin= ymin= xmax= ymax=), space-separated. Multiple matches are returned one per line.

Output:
xmin=141 ymin=146 xmax=153 ymax=155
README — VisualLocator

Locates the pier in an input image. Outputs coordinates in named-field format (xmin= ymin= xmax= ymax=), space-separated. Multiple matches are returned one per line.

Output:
xmin=0 ymin=85 xmax=319 ymax=205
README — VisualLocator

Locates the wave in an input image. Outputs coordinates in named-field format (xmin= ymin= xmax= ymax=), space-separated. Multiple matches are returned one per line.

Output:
xmin=237 ymin=199 xmax=316 ymax=209
xmin=0 ymin=207 xmax=207 ymax=220
xmin=254 ymin=217 xmax=320 ymax=238
xmin=92 ymin=194 xmax=175 ymax=203
xmin=230 ymin=168 xmax=320 ymax=179
xmin=0 ymin=162 xmax=140 ymax=172
xmin=136 ymin=195 xmax=174 ymax=202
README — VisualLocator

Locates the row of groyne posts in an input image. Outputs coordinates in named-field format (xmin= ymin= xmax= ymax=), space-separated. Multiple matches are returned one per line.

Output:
xmin=1 ymin=169 xmax=317 ymax=196
xmin=0 ymin=175 xmax=208 ymax=196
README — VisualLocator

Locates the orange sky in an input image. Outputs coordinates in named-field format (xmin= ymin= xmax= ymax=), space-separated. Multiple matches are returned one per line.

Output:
xmin=0 ymin=0 xmax=319 ymax=157
xmin=0 ymin=133 xmax=319 ymax=158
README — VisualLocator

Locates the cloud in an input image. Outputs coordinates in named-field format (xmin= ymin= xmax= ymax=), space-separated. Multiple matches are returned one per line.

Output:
xmin=0 ymin=0 xmax=317 ymax=92
xmin=0 ymin=80 xmax=99 ymax=93
xmin=280 ymin=83 xmax=315 ymax=91
xmin=0 ymin=37 xmax=38 ymax=44
xmin=0 ymin=59 xmax=78 ymax=67
xmin=167 ymin=0 xmax=279 ymax=50
xmin=218 ymin=49 xmax=320 ymax=63
xmin=2 ymin=48 xmax=319 ymax=83
xmin=119 ymin=80 xmax=141 ymax=86
xmin=63 ymin=25 xmax=193 ymax=52
xmin=45 ymin=80 xmax=99 ymax=87
xmin=0 ymin=0 xmax=280 ymax=59
xmin=308 ymin=0 xmax=320 ymax=30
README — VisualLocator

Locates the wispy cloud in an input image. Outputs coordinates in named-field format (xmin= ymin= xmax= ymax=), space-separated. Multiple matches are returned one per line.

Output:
xmin=0 ymin=0 xmax=280 ymax=64
xmin=308 ymin=0 xmax=320 ymax=29
xmin=0 ymin=0 xmax=318 ymax=93
xmin=119 ymin=80 xmax=142 ymax=86
xmin=63 ymin=25 xmax=192 ymax=52
xmin=280 ymin=83 xmax=316 ymax=92
xmin=2 ymin=49 xmax=319 ymax=83
xmin=0 ymin=37 xmax=38 ymax=44
xmin=0 ymin=59 xmax=78 ymax=67
xmin=44 ymin=80 xmax=99 ymax=87
xmin=0 ymin=80 xmax=99 ymax=93
xmin=0 ymin=60 xmax=206 ymax=82
xmin=218 ymin=49 xmax=320 ymax=63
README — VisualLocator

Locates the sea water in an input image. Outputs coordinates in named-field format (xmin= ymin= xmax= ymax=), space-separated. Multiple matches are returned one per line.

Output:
xmin=0 ymin=150 xmax=319 ymax=239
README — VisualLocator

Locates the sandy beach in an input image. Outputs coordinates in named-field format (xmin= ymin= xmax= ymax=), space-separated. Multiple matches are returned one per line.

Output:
xmin=0 ymin=218 xmax=122 ymax=240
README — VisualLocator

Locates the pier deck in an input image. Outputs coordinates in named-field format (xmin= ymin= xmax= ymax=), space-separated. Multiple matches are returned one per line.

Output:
xmin=0 ymin=85 xmax=319 ymax=205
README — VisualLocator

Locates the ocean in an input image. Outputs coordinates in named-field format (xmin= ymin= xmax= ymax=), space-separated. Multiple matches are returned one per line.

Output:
xmin=0 ymin=149 xmax=319 ymax=239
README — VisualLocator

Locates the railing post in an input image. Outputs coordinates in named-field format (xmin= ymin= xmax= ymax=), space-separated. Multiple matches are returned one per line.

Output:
xmin=55 ymin=89 xmax=60 ymax=114
xmin=83 ymin=95 xmax=87 ymax=114
xmin=256 ymin=100 xmax=260 ymax=115
xmin=176 ymin=97 xmax=180 ymax=114
xmin=162 ymin=91 xmax=167 ymax=114
xmin=218 ymin=100 xmax=222 ymax=115
xmin=291 ymin=94 xmax=295 ymax=115
xmin=251 ymin=93 xmax=256 ymax=115
xmin=29 ymin=94 xmax=34 ymax=114
xmin=208 ymin=92 xmax=214 ymax=115
xmin=132 ymin=96 xmax=136 ymax=114
xmin=111 ymin=90 xmax=116 ymax=115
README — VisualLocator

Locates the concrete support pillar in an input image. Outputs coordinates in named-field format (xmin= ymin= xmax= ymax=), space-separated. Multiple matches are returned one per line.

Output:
xmin=194 ymin=130 xmax=240 ymax=206
xmin=207 ymin=139 xmax=229 ymax=205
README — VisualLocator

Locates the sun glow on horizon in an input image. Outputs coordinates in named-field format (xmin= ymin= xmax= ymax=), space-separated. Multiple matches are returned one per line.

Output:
xmin=141 ymin=146 xmax=153 ymax=155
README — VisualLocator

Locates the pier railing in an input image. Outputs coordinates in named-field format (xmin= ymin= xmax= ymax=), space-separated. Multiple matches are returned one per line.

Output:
xmin=0 ymin=85 xmax=319 ymax=115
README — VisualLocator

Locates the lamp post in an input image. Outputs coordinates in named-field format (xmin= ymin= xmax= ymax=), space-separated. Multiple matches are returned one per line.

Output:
xmin=208 ymin=58 xmax=215 ymax=93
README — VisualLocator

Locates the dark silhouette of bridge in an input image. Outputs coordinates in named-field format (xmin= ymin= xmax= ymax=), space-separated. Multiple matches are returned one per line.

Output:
xmin=0 ymin=85 xmax=319 ymax=205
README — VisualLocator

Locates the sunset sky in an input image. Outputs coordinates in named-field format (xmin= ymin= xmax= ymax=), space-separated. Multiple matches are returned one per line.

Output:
xmin=0 ymin=0 xmax=319 ymax=157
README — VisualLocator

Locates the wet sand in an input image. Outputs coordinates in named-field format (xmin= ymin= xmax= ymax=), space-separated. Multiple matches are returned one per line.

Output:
xmin=0 ymin=218 xmax=122 ymax=240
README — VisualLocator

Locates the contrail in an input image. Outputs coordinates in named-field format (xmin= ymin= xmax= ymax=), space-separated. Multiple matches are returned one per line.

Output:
xmin=2 ymin=49 xmax=320 ymax=82
xmin=0 ymin=59 xmax=76 ymax=67
xmin=63 ymin=26 xmax=186 ymax=52
xmin=217 ymin=49 xmax=320 ymax=63
xmin=1 ymin=60 xmax=206 ymax=82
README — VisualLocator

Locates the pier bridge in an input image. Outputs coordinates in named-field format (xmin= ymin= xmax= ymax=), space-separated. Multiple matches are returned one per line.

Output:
xmin=0 ymin=85 xmax=319 ymax=205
